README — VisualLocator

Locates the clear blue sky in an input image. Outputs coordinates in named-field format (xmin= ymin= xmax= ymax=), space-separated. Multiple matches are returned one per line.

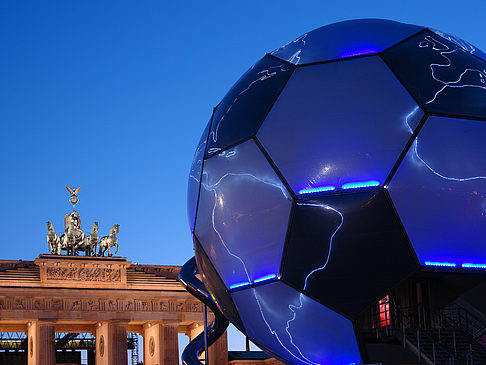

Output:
xmin=1 ymin=0 xmax=485 ymax=353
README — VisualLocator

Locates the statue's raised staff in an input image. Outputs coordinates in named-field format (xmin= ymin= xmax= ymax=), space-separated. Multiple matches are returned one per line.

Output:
xmin=98 ymin=224 xmax=119 ymax=257
xmin=46 ymin=221 xmax=61 ymax=255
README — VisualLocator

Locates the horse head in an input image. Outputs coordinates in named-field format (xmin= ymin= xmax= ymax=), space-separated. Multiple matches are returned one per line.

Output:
xmin=111 ymin=224 xmax=120 ymax=236
xmin=46 ymin=221 xmax=54 ymax=233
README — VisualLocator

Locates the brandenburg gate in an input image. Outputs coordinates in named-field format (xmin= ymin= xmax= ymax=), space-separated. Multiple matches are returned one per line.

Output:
xmin=0 ymin=255 xmax=227 ymax=365
xmin=0 ymin=187 xmax=228 ymax=364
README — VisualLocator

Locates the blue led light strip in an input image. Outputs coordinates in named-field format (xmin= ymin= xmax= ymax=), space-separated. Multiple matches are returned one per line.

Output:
xmin=339 ymin=48 xmax=379 ymax=59
xmin=425 ymin=261 xmax=457 ymax=267
xmin=229 ymin=282 xmax=250 ymax=290
xmin=462 ymin=263 xmax=486 ymax=269
xmin=298 ymin=180 xmax=381 ymax=195
xmin=298 ymin=186 xmax=335 ymax=195
xmin=254 ymin=274 xmax=277 ymax=283
xmin=229 ymin=274 xmax=277 ymax=290
xmin=341 ymin=180 xmax=380 ymax=190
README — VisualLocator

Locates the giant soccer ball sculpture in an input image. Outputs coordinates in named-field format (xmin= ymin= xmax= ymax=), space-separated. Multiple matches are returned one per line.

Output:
xmin=187 ymin=19 xmax=486 ymax=365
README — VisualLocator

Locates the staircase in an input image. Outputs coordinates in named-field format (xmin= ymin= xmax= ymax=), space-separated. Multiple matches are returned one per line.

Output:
xmin=369 ymin=304 xmax=486 ymax=365
xmin=400 ymin=328 xmax=454 ymax=365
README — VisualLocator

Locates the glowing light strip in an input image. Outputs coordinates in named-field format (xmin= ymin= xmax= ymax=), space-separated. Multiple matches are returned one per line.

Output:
xmin=462 ymin=263 xmax=486 ymax=269
xmin=425 ymin=261 xmax=457 ymax=267
xmin=229 ymin=274 xmax=277 ymax=290
xmin=339 ymin=48 xmax=379 ymax=59
xmin=253 ymin=274 xmax=277 ymax=283
xmin=298 ymin=180 xmax=381 ymax=195
xmin=298 ymin=186 xmax=335 ymax=195
xmin=342 ymin=180 xmax=380 ymax=190
xmin=229 ymin=282 xmax=251 ymax=290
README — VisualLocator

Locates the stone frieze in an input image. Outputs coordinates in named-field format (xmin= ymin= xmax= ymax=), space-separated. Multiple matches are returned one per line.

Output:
xmin=0 ymin=296 xmax=203 ymax=313
xmin=46 ymin=267 xmax=122 ymax=282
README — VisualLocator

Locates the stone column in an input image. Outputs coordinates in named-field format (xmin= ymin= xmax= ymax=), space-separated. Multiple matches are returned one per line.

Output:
xmin=143 ymin=322 xmax=179 ymax=365
xmin=209 ymin=329 xmax=228 ymax=365
xmin=95 ymin=321 xmax=127 ymax=365
xmin=27 ymin=320 xmax=56 ymax=365
xmin=187 ymin=322 xmax=203 ymax=342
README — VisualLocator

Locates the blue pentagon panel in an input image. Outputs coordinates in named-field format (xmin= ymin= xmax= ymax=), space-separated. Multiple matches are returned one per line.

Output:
xmin=187 ymin=120 xmax=211 ymax=233
xmin=258 ymin=56 xmax=423 ymax=195
xmin=281 ymin=190 xmax=417 ymax=318
xmin=270 ymin=19 xmax=423 ymax=65
xmin=431 ymin=29 xmax=486 ymax=62
xmin=231 ymin=282 xmax=362 ymax=365
xmin=194 ymin=139 xmax=292 ymax=290
xmin=205 ymin=56 xmax=294 ymax=157
xmin=194 ymin=237 xmax=245 ymax=333
xmin=388 ymin=116 xmax=486 ymax=267
xmin=382 ymin=31 xmax=486 ymax=118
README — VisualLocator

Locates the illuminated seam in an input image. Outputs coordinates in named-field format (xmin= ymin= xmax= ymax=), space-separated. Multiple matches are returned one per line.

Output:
xmin=254 ymin=274 xmax=277 ymax=283
xmin=209 ymin=64 xmax=291 ymax=151
xmin=298 ymin=181 xmax=381 ymax=195
xmin=341 ymin=180 xmax=380 ymax=189
xmin=229 ymin=282 xmax=251 ymax=290
xmin=425 ymin=261 xmax=457 ymax=267
xmin=298 ymin=186 xmax=335 ymax=194
xmin=418 ymin=35 xmax=486 ymax=104
xmin=462 ymin=263 xmax=486 ymax=269
xmin=229 ymin=274 xmax=277 ymax=290
xmin=339 ymin=48 xmax=379 ymax=59
xmin=285 ymin=203 xmax=344 ymax=364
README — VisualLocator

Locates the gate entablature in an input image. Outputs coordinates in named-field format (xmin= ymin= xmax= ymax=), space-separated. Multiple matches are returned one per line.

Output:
xmin=35 ymin=255 xmax=130 ymax=289
xmin=0 ymin=255 xmax=227 ymax=365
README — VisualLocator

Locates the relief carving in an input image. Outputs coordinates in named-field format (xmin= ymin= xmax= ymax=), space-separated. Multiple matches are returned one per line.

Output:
xmin=33 ymin=299 xmax=43 ymax=310
xmin=141 ymin=301 xmax=151 ymax=311
xmin=46 ymin=267 xmax=121 ymax=282
xmin=175 ymin=302 xmax=185 ymax=312
xmin=106 ymin=299 xmax=117 ymax=311
xmin=191 ymin=302 xmax=203 ymax=312
xmin=70 ymin=300 xmax=81 ymax=311
xmin=125 ymin=301 xmax=134 ymax=311
xmin=0 ymin=295 xmax=190 ymax=313
xmin=86 ymin=300 xmax=99 ymax=311
xmin=52 ymin=299 xmax=63 ymax=310
xmin=14 ymin=299 xmax=24 ymax=310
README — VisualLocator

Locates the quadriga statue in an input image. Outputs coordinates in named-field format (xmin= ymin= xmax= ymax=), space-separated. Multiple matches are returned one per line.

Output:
xmin=98 ymin=224 xmax=119 ymax=257
xmin=46 ymin=221 xmax=61 ymax=255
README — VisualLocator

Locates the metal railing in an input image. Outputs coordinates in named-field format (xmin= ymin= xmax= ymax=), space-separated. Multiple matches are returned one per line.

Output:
xmin=367 ymin=302 xmax=486 ymax=365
